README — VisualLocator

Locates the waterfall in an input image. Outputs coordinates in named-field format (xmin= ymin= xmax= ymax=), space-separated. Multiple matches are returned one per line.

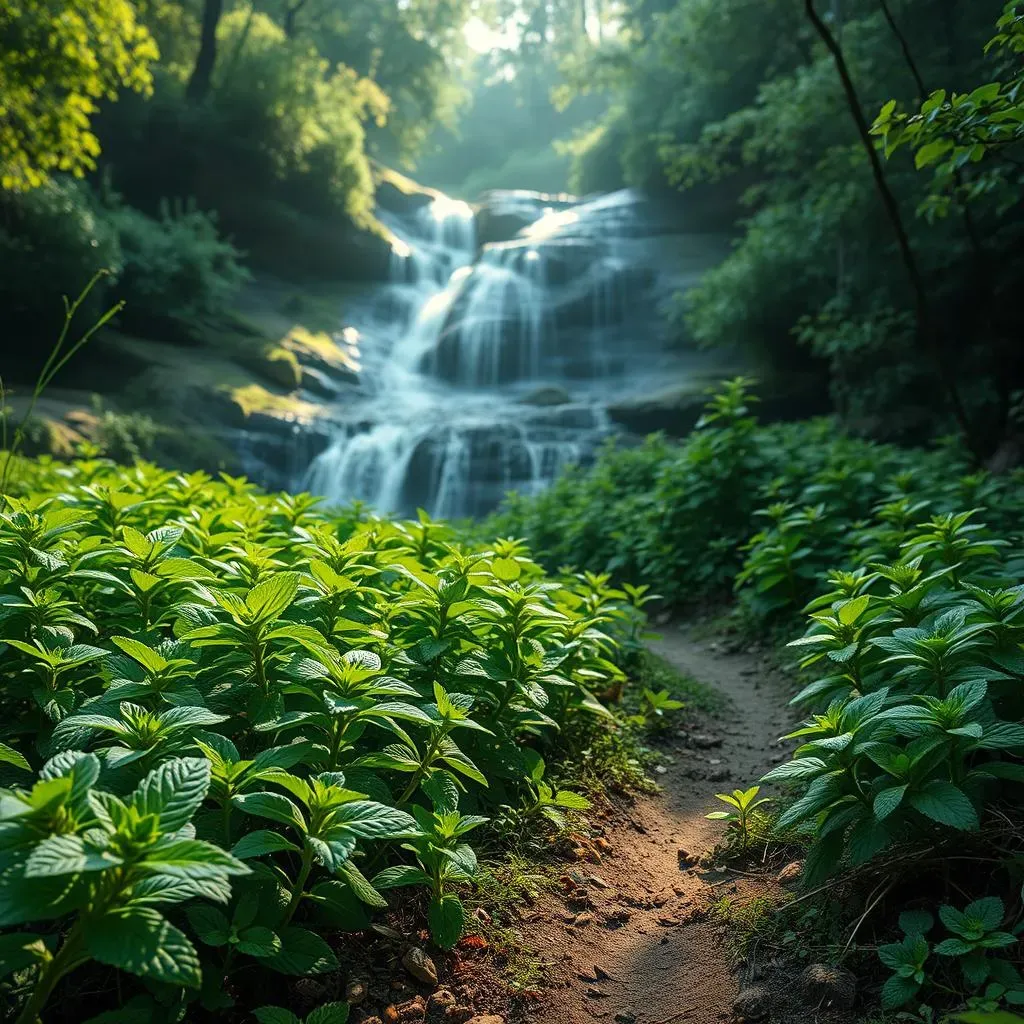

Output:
xmin=304 ymin=188 xmax=703 ymax=519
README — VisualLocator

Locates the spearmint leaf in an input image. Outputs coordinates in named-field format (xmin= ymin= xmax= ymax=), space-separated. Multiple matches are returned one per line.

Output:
xmin=934 ymin=937 xmax=975 ymax=955
xmin=338 ymin=859 xmax=389 ymax=908
xmin=873 ymin=785 xmax=907 ymax=821
xmin=263 ymin=926 xmax=338 ymax=975
xmin=899 ymin=909 xmax=934 ymax=936
xmin=158 ymin=706 xmax=228 ymax=731
xmin=142 ymin=838 xmax=250 ymax=879
xmin=371 ymin=865 xmax=432 ymax=890
xmin=110 ymin=636 xmax=169 ymax=674
xmin=0 ymin=743 xmax=30 ymax=772
xmin=186 ymin=904 xmax=231 ymax=946
xmin=245 ymin=573 xmax=300 ymax=621
xmin=253 ymin=1008 xmax=301 ymax=1024
xmin=233 ymin=792 xmax=308 ymax=832
xmin=965 ymin=896 xmax=1005 ymax=931
xmin=907 ymin=780 xmax=979 ymax=830
xmin=235 ymin=925 xmax=281 ymax=957
xmin=87 ymin=907 xmax=202 ymax=988
xmin=760 ymin=757 xmax=829 ymax=783
xmin=847 ymin=816 xmax=892 ymax=864
xmin=421 ymin=770 xmax=460 ymax=812
xmin=231 ymin=830 xmax=301 ymax=859
xmin=437 ymin=740 xmax=488 ymax=786
xmin=428 ymin=893 xmax=465 ymax=949
xmin=25 ymin=835 xmax=121 ymax=877
xmin=881 ymin=973 xmax=920 ymax=1008
xmin=128 ymin=873 xmax=234 ymax=906
xmin=330 ymin=801 xmax=418 ymax=840
xmin=133 ymin=757 xmax=211 ymax=833
xmin=307 ymin=1003 xmax=351 ymax=1024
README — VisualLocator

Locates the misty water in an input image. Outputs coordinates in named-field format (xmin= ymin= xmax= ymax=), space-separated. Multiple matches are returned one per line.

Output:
xmin=303 ymin=189 xmax=725 ymax=519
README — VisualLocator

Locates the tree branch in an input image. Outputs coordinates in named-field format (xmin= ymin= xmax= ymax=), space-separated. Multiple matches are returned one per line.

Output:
xmin=804 ymin=0 xmax=980 ymax=458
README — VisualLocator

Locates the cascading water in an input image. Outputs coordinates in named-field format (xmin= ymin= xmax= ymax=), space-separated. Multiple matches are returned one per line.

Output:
xmin=305 ymin=188 xmax=719 ymax=518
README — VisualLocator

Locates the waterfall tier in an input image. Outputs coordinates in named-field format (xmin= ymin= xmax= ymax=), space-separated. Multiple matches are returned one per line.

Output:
xmin=303 ymin=189 xmax=726 ymax=518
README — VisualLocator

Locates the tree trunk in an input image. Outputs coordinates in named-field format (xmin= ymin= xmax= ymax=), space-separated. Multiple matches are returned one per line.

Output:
xmin=186 ymin=0 xmax=224 ymax=103
xmin=804 ymin=0 xmax=981 ymax=459
xmin=283 ymin=0 xmax=310 ymax=37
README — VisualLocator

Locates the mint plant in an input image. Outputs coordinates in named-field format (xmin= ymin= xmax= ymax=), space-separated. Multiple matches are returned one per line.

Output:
xmin=0 ymin=453 xmax=642 ymax=1018
xmin=879 ymin=902 xmax=1024 ymax=1010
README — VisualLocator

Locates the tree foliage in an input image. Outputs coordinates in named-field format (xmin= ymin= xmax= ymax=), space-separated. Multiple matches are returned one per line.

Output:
xmin=566 ymin=0 xmax=1024 ymax=453
xmin=0 ymin=0 xmax=158 ymax=190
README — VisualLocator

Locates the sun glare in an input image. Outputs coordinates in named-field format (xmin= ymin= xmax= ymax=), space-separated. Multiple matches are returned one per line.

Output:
xmin=463 ymin=16 xmax=513 ymax=53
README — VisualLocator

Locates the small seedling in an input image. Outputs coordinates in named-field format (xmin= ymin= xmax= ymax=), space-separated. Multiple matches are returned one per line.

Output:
xmin=706 ymin=786 xmax=772 ymax=847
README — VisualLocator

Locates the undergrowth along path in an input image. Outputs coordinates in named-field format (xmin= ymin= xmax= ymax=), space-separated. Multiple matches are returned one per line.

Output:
xmin=528 ymin=626 xmax=797 ymax=1024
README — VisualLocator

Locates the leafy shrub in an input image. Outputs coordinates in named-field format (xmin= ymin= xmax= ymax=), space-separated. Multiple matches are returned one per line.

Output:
xmin=879 ymin=902 xmax=1024 ymax=1011
xmin=492 ymin=379 xmax=1024 ymax=621
xmin=762 ymin=509 xmax=1024 ymax=884
xmin=106 ymin=199 xmax=250 ymax=339
xmin=0 ymin=459 xmax=643 ymax=1020
xmin=0 ymin=178 xmax=121 ymax=346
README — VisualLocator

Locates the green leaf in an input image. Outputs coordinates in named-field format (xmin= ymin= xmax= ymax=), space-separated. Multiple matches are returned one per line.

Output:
xmin=133 ymin=757 xmax=211 ymax=833
xmin=899 ymin=909 xmax=934 ymax=936
xmin=263 ymin=926 xmax=338 ymax=975
xmin=873 ymin=785 xmax=907 ymax=821
xmin=491 ymin=557 xmax=522 ymax=582
xmin=429 ymin=893 xmax=465 ymax=949
xmin=966 ymin=896 xmax=1005 ymax=931
xmin=907 ymin=780 xmax=979 ymax=830
xmin=110 ymin=636 xmax=168 ymax=674
xmin=438 ymin=740 xmax=488 ymax=787
xmin=231 ymin=830 xmax=301 ymax=860
xmin=234 ymin=792 xmax=308 ymax=832
xmin=142 ymin=838 xmax=250 ymax=879
xmin=329 ymin=801 xmax=418 ymax=841
xmin=0 ymin=742 xmax=31 ymax=772
xmin=253 ymin=1008 xmax=302 ymax=1024
xmin=882 ymin=973 xmax=921 ymax=1009
xmin=935 ymin=938 xmax=976 ymax=956
xmin=838 ymin=595 xmax=870 ymax=625
xmin=914 ymin=139 xmax=953 ymax=169
xmin=553 ymin=790 xmax=591 ymax=809
xmin=306 ymin=1003 xmax=351 ymax=1024
xmin=372 ymin=865 xmax=432 ymax=890
xmin=87 ymin=907 xmax=202 ymax=988
xmin=186 ymin=904 xmax=231 ymax=946
xmin=245 ymin=573 xmax=300 ymax=621
xmin=235 ymin=925 xmax=281 ymax=957
xmin=25 ymin=835 xmax=121 ymax=877
xmin=338 ymin=859 xmax=389 ymax=908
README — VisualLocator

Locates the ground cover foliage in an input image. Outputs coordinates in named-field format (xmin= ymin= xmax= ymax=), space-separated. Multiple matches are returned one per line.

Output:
xmin=492 ymin=378 xmax=1024 ymax=1017
xmin=0 ymin=455 xmax=658 ymax=1022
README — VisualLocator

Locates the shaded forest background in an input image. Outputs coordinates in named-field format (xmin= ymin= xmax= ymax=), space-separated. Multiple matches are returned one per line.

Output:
xmin=1 ymin=0 xmax=1023 ymax=460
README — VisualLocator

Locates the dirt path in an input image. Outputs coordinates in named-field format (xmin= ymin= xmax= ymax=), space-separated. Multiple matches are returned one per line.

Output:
xmin=526 ymin=626 xmax=797 ymax=1024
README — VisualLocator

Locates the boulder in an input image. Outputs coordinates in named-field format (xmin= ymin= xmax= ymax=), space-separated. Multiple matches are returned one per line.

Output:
xmin=733 ymin=985 xmax=771 ymax=1021
xmin=798 ymin=964 xmax=856 ymax=1010
xmin=607 ymin=385 xmax=710 ymax=437
xmin=519 ymin=386 xmax=572 ymax=407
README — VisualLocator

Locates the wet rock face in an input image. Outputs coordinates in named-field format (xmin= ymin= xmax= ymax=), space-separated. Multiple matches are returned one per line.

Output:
xmin=475 ymin=189 xmax=578 ymax=245
xmin=427 ymin=232 xmax=663 ymax=389
xmin=303 ymin=186 xmax=735 ymax=519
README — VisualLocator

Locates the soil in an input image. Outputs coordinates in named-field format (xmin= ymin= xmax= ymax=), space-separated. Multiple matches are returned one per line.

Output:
xmin=514 ymin=626 xmax=836 ymax=1024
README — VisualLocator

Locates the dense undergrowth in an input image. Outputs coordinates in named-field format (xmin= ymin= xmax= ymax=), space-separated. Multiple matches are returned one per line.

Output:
xmin=492 ymin=378 xmax=1024 ymax=1017
xmin=0 ymin=456 xmax=661 ymax=1023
